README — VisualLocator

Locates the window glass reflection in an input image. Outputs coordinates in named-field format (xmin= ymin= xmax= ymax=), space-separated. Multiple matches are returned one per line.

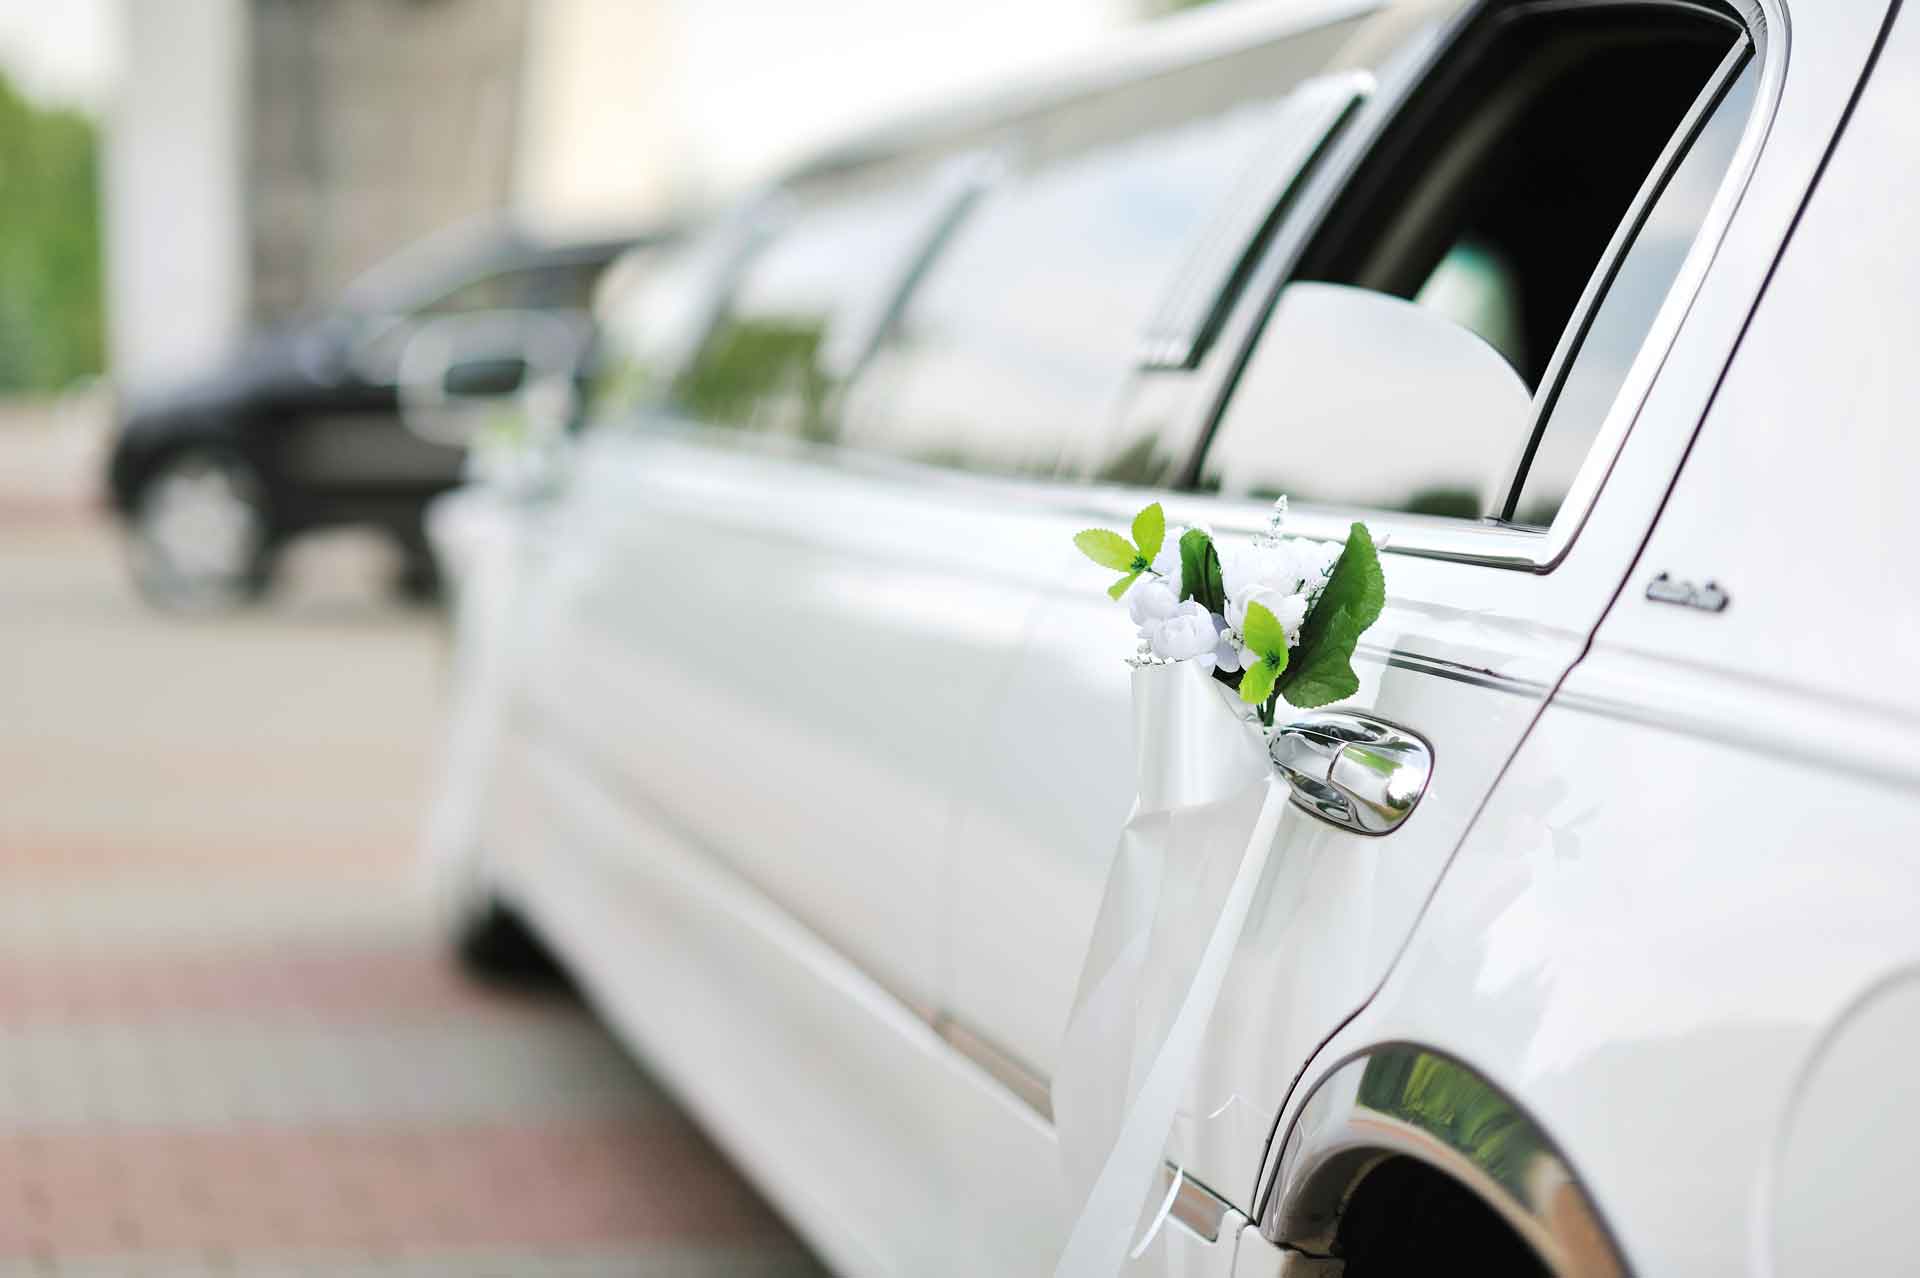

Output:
xmin=1512 ymin=61 xmax=1757 ymax=526
xmin=1201 ymin=19 xmax=1744 ymax=521
xmin=843 ymin=99 xmax=1284 ymax=478
xmin=675 ymin=168 xmax=956 ymax=442
xmin=586 ymin=228 xmax=747 ymax=423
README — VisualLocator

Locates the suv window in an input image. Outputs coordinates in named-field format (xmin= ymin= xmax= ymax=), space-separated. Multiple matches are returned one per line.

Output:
xmin=424 ymin=262 xmax=600 ymax=316
xmin=1200 ymin=5 xmax=1749 ymax=519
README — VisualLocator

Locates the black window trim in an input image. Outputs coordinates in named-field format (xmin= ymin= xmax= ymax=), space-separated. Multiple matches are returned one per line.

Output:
xmin=654 ymin=154 xmax=1003 ymax=438
xmin=1495 ymin=28 xmax=1753 ymax=523
xmin=1176 ymin=0 xmax=1775 ymax=573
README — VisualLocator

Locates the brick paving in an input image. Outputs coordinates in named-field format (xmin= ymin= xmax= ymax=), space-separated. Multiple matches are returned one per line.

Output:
xmin=0 ymin=419 xmax=828 ymax=1275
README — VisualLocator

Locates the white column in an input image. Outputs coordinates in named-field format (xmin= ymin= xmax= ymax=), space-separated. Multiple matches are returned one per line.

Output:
xmin=102 ymin=0 xmax=248 ymax=395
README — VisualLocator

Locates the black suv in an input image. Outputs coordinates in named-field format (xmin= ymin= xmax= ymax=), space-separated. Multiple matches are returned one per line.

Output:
xmin=106 ymin=222 xmax=643 ymax=606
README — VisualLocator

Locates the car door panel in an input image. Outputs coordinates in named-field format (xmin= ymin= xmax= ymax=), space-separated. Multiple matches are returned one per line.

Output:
xmin=517 ymin=427 xmax=1070 ymax=1006
xmin=949 ymin=513 xmax=1592 ymax=1205
xmin=487 ymin=711 xmax=1056 ymax=1278
xmin=943 ymin=0 xmax=1874 ymax=1212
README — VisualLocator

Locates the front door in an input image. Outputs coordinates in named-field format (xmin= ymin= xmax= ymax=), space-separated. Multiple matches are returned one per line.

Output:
xmin=943 ymin=2 xmax=1776 ymax=1222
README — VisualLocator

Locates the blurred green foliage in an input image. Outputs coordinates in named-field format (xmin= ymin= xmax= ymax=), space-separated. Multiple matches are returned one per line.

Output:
xmin=674 ymin=317 xmax=831 ymax=440
xmin=0 ymin=71 xmax=102 ymax=393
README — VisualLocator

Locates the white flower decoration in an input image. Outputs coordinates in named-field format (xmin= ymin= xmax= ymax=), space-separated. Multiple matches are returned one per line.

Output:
xmin=1151 ymin=536 xmax=1182 ymax=587
xmin=1126 ymin=576 xmax=1182 ymax=636
xmin=1210 ymin=614 xmax=1243 ymax=674
xmin=1222 ymin=540 xmax=1335 ymax=634
xmin=1147 ymin=600 xmax=1222 ymax=673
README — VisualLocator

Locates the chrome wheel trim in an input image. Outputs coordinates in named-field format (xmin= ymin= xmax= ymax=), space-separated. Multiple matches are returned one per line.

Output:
xmin=1259 ymin=1046 xmax=1627 ymax=1277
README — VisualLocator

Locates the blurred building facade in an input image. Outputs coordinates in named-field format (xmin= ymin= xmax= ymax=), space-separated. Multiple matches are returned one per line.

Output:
xmin=108 ymin=0 xmax=531 ymax=393
xmin=105 ymin=0 xmax=247 ymax=394
xmin=246 ymin=0 xmax=528 ymax=324
xmin=105 ymin=0 xmax=1136 ymax=393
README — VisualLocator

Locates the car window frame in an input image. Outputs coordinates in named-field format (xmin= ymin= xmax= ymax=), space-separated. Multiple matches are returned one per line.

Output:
xmin=1495 ymin=30 xmax=1754 ymax=524
xmin=671 ymin=152 xmax=999 ymax=441
xmin=1179 ymin=0 xmax=1780 ymax=572
xmin=836 ymin=79 xmax=1358 ymax=480
xmin=581 ymin=196 xmax=788 ymax=432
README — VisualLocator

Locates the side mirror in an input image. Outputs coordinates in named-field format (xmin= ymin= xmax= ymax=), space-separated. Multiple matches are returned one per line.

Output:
xmin=397 ymin=310 xmax=584 ymax=451
xmin=1204 ymin=282 xmax=1534 ymax=516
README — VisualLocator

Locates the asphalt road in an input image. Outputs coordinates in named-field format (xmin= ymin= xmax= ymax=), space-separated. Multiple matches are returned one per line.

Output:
xmin=0 ymin=417 xmax=827 ymax=1276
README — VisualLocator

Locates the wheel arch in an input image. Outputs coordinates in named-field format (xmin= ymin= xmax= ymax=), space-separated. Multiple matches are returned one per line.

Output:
xmin=1256 ymin=1043 xmax=1629 ymax=1277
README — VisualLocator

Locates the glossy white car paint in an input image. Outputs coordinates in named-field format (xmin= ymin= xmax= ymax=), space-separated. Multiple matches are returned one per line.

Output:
xmin=427 ymin=1 xmax=1918 ymax=1274
xmin=1254 ymin=11 xmax=1920 ymax=1274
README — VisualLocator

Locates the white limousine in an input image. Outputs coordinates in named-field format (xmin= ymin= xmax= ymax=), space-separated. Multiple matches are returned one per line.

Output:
xmin=422 ymin=0 xmax=1920 ymax=1273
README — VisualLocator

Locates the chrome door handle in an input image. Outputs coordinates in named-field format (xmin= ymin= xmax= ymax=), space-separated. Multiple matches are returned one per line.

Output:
xmin=1268 ymin=711 xmax=1431 ymax=835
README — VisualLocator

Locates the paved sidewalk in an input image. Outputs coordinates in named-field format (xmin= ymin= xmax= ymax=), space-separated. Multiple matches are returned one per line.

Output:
xmin=0 ymin=420 xmax=827 ymax=1275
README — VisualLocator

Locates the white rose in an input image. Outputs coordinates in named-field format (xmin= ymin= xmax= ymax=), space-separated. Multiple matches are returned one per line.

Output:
xmin=1226 ymin=584 xmax=1275 ymax=638
xmin=1271 ymin=590 xmax=1312 ymax=644
xmin=1223 ymin=539 xmax=1334 ymax=630
xmin=1125 ymin=576 xmax=1182 ymax=635
xmin=1301 ymin=539 xmax=1340 ymax=589
xmin=1211 ymin=617 xmax=1243 ymax=674
xmin=1227 ymin=586 xmax=1313 ymax=650
xmin=1148 ymin=601 xmax=1221 ymax=673
xmin=1221 ymin=542 xmax=1292 ymax=606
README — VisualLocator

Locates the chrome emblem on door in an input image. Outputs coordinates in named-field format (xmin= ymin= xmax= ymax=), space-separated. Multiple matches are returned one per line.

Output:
xmin=1646 ymin=572 xmax=1730 ymax=612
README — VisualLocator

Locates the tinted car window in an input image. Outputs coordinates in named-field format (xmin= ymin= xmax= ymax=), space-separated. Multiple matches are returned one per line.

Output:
xmin=424 ymin=262 xmax=605 ymax=316
xmin=585 ymin=223 xmax=761 ymax=422
xmin=413 ymin=270 xmax=514 ymax=315
xmin=675 ymin=165 xmax=961 ymax=442
xmin=1510 ymin=61 xmax=1758 ymax=526
xmin=1201 ymin=10 xmax=1745 ymax=517
xmin=518 ymin=260 xmax=607 ymax=310
xmin=841 ymin=100 xmax=1283 ymax=478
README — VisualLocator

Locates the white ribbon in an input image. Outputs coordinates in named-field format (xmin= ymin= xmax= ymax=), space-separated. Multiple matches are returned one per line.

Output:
xmin=1051 ymin=661 xmax=1288 ymax=1277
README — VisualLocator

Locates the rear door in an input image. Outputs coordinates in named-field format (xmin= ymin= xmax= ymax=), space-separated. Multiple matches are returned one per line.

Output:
xmin=946 ymin=0 xmax=1784 ymax=1216
xmin=517 ymin=156 xmax=987 ymax=1006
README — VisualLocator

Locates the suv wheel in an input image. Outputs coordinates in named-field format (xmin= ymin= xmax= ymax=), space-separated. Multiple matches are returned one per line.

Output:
xmin=128 ymin=449 xmax=273 ymax=609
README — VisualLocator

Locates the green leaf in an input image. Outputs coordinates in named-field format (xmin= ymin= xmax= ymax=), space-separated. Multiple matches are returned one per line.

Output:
xmin=1238 ymin=600 xmax=1288 ymax=706
xmin=1131 ymin=503 xmax=1166 ymax=565
xmin=1239 ymin=655 xmax=1280 ymax=705
xmin=1315 ymin=523 xmax=1386 ymax=635
xmin=1277 ymin=521 xmax=1385 ymax=709
xmin=1241 ymin=599 xmax=1290 ymax=661
xmin=1075 ymin=528 xmax=1138 ymax=573
xmin=1179 ymin=528 xmax=1225 ymax=614
xmin=1274 ymin=605 xmax=1364 ymax=707
xmin=1108 ymin=570 xmax=1143 ymax=601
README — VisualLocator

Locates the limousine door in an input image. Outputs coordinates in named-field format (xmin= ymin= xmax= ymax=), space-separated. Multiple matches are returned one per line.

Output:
xmin=508 ymin=168 xmax=987 ymax=1004
xmin=500 ymin=35 xmax=1385 ymax=1268
xmin=935 ymin=1 xmax=1860 ymax=1232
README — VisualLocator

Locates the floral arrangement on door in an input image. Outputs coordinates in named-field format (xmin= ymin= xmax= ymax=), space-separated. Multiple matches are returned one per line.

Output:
xmin=1073 ymin=497 xmax=1385 ymax=723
